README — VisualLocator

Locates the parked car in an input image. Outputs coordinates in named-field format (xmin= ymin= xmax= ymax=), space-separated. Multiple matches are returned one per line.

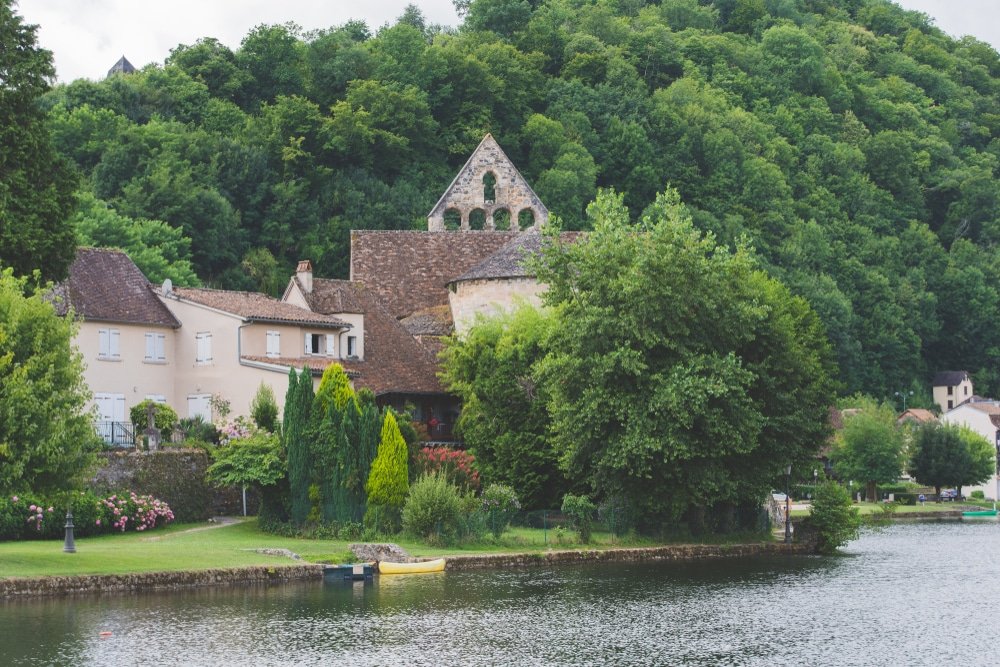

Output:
xmin=939 ymin=489 xmax=958 ymax=501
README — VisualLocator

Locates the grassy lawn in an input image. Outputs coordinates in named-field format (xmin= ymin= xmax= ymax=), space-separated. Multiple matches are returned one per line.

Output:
xmin=790 ymin=501 xmax=979 ymax=518
xmin=0 ymin=519 xmax=756 ymax=579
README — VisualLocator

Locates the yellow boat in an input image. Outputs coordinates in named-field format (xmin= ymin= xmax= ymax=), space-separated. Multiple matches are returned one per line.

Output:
xmin=378 ymin=558 xmax=446 ymax=574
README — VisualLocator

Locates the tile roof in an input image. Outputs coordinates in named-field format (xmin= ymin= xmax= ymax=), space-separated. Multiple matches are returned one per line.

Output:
xmin=170 ymin=287 xmax=349 ymax=329
xmin=933 ymin=370 xmax=970 ymax=386
xmin=897 ymin=408 xmax=938 ymax=423
xmin=295 ymin=276 xmax=366 ymax=314
xmin=350 ymin=230 xmax=518 ymax=319
xmin=449 ymin=229 xmax=584 ymax=285
xmin=296 ymin=279 xmax=445 ymax=396
xmin=51 ymin=248 xmax=180 ymax=328
xmin=400 ymin=305 xmax=454 ymax=337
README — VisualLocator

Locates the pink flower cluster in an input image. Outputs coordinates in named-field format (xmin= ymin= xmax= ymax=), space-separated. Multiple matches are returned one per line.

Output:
xmin=219 ymin=416 xmax=255 ymax=445
xmin=101 ymin=492 xmax=175 ymax=532
xmin=414 ymin=446 xmax=481 ymax=491
xmin=24 ymin=504 xmax=55 ymax=531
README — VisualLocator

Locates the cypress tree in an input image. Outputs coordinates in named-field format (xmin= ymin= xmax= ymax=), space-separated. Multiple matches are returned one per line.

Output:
xmin=283 ymin=367 xmax=311 ymax=526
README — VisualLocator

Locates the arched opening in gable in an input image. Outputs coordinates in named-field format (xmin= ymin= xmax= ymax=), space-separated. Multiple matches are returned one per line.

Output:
xmin=444 ymin=208 xmax=462 ymax=231
xmin=483 ymin=171 xmax=497 ymax=203
xmin=518 ymin=208 xmax=536 ymax=229
xmin=469 ymin=208 xmax=487 ymax=230
xmin=492 ymin=207 xmax=511 ymax=231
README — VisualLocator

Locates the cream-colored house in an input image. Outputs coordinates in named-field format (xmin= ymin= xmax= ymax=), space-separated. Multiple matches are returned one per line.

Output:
xmin=933 ymin=370 xmax=974 ymax=412
xmin=53 ymin=248 xmax=181 ymax=444
xmin=158 ymin=284 xmax=353 ymax=420
xmin=941 ymin=400 xmax=1000 ymax=500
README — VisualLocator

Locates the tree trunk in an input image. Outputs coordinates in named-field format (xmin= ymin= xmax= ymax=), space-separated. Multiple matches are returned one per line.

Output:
xmin=866 ymin=480 xmax=877 ymax=503
xmin=935 ymin=485 xmax=941 ymax=502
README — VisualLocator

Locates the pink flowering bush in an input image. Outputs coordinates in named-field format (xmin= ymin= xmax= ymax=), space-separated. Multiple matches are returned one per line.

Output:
xmin=412 ymin=447 xmax=481 ymax=492
xmin=218 ymin=416 xmax=256 ymax=445
xmin=0 ymin=490 xmax=174 ymax=540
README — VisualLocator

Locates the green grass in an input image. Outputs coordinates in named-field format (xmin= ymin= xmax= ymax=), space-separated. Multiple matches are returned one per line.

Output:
xmin=790 ymin=501 xmax=975 ymax=517
xmin=0 ymin=519 xmax=774 ymax=579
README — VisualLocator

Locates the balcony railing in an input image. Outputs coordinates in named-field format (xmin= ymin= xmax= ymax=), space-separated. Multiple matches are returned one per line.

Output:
xmin=95 ymin=421 xmax=136 ymax=448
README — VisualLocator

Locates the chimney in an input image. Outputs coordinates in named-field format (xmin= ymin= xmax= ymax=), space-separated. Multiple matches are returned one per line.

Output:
xmin=296 ymin=260 xmax=313 ymax=293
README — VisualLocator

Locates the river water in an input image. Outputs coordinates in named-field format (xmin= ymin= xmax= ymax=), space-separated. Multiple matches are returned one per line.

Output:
xmin=2 ymin=521 xmax=998 ymax=666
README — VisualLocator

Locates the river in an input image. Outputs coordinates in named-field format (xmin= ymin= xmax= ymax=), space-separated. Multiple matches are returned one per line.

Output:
xmin=2 ymin=521 xmax=997 ymax=666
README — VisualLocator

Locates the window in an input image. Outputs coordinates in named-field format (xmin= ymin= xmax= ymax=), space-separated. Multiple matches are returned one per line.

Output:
xmin=196 ymin=332 xmax=213 ymax=364
xmin=266 ymin=330 xmax=280 ymax=358
xmin=964 ymin=385 xmax=969 ymax=396
xmin=304 ymin=333 xmax=335 ymax=356
xmin=188 ymin=394 xmax=212 ymax=420
xmin=144 ymin=332 xmax=166 ymax=362
xmin=948 ymin=400 xmax=953 ymax=409
xmin=98 ymin=328 xmax=120 ymax=359
xmin=947 ymin=386 xmax=954 ymax=395
xmin=347 ymin=335 xmax=357 ymax=357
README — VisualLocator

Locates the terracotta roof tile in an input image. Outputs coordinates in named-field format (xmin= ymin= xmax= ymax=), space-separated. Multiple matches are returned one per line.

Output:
xmin=298 ymin=279 xmax=445 ymax=396
xmin=171 ymin=287 xmax=349 ymax=329
xmin=400 ymin=305 xmax=454 ymax=336
xmin=51 ymin=248 xmax=180 ymax=328
xmin=350 ymin=230 xmax=518 ymax=318
xmin=450 ymin=230 xmax=584 ymax=284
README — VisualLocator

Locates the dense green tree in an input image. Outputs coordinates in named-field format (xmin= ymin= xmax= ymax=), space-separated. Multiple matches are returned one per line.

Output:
xmin=205 ymin=430 xmax=285 ymax=489
xmin=282 ymin=368 xmax=312 ymax=525
xmin=808 ymin=480 xmax=861 ymax=554
xmin=0 ymin=1 xmax=78 ymax=282
xmin=833 ymin=397 xmax=905 ymax=501
xmin=0 ymin=270 xmax=100 ymax=493
xmin=250 ymin=383 xmax=280 ymax=433
xmin=909 ymin=423 xmax=995 ymax=499
xmin=441 ymin=304 xmax=568 ymax=509
xmin=535 ymin=189 xmax=836 ymax=529
xmin=365 ymin=411 xmax=409 ymax=530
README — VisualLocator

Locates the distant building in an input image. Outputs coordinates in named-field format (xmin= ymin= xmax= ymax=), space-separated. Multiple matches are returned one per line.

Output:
xmin=942 ymin=400 xmax=1000 ymax=500
xmin=107 ymin=56 xmax=136 ymax=78
xmin=896 ymin=408 xmax=938 ymax=427
xmin=932 ymin=370 xmax=973 ymax=412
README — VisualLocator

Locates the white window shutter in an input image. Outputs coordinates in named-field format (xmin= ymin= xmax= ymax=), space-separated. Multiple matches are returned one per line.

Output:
xmin=145 ymin=333 xmax=154 ymax=359
xmin=110 ymin=330 xmax=120 ymax=358
xmin=156 ymin=333 xmax=166 ymax=361
xmin=99 ymin=329 xmax=109 ymax=357
xmin=205 ymin=334 xmax=212 ymax=362
xmin=326 ymin=334 xmax=335 ymax=356
xmin=305 ymin=333 xmax=311 ymax=355
xmin=114 ymin=395 xmax=126 ymax=421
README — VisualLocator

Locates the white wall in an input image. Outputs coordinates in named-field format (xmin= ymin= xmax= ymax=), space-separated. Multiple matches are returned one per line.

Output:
xmin=942 ymin=404 xmax=1000 ymax=500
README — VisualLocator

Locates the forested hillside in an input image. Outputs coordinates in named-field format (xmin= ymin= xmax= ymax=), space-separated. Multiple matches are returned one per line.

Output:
xmin=41 ymin=0 xmax=1000 ymax=398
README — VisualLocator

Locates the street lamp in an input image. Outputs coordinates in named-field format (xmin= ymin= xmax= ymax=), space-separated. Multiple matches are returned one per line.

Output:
xmin=63 ymin=509 xmax=76 ymax=553
xmin=894 ymin=390 xmax=913 ymax=413
xmin=784 ymin=465 xmax=792 ymax=544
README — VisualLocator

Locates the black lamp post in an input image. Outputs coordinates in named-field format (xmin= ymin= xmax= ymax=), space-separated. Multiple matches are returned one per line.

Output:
xmin=63 ymin=509 xmax=76 ymax=553
xmin=784 ymin=465 xmax=792 ymax=544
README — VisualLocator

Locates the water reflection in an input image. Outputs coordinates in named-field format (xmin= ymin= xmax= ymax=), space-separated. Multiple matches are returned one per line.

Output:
xmin=2 ymin=522 xmax=998 ymax=665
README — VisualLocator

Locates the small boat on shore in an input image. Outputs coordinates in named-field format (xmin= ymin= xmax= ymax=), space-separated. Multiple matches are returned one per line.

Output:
xmin=961 ymin=509 xmax=998 ymax=519
xmin=323 ymin=563 xmax=375 ymax=581
xmin=378 ymin=558 xmax=446 ymax=574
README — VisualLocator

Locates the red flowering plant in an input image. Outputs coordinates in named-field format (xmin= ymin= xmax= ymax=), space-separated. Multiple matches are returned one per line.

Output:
xmin=412 ymin=446 xmax=481 ymax=492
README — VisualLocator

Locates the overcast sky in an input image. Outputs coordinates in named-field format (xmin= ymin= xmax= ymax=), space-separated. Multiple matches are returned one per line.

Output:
xmin=16 ymin=0 xmax=1000 ymax=84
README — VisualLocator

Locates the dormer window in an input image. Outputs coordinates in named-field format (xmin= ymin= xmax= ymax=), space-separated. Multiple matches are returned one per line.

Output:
xmin=347 ymin=335 xmax=357 ymax=358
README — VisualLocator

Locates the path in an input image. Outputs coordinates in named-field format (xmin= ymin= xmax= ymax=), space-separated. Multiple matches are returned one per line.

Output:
xmin=140 ymin=516 xmax=247 ymax=541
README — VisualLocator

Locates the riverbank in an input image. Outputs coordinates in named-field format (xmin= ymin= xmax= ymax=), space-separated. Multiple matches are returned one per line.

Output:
xmin=0 ymin=519 xmax=813 ymax=598
xmin=0 ymin=541 xmax=812 ymax=598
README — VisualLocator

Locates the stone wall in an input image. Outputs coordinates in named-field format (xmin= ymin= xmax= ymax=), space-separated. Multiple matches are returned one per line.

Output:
xmin=443 ymin=542 xmax=813 ymax=571
xmin=0 ymin=565 xmax=322 ymax=598
xmin=449 ymin=277 xmax=545 ymax=334
xmin=91 ymin=450 xmax=257 ymax=521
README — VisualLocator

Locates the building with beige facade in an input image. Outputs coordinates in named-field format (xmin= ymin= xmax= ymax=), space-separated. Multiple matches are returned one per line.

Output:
xmin=933 ymin=370 xmax=974 ymax=412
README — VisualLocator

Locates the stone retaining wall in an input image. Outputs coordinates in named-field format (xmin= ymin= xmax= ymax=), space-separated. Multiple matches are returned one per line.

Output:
xmin=443 ymin=542 xmax=812 ymax=571
xmin=0 ymin=564 xmax=323 ymax=599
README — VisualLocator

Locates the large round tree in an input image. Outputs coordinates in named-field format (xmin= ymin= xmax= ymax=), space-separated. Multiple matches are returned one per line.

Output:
xmin=535 ymin=189 xmax=837 ymax=530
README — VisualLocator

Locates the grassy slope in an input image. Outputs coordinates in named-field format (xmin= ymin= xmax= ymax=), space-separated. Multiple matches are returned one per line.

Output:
xmin=0 ymin=520 xmax=767 ymax=579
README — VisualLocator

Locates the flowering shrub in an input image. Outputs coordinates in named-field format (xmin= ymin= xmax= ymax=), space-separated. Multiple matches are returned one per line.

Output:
xmin=0 ymin=490 xmax=175 ymax=540
xmin=480 ymin=483 xmax=521 ymax=538
xmin=218 ymin=416 xmax=256 ymax=445
xmin=101 ymin=492 xmax=175 ymax=532
xmin=412 ymin=447 xmax=480 ymax=492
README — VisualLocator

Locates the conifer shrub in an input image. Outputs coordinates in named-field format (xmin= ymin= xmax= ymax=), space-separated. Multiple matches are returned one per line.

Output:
xmin=402 ymin=473 xmax=463 ymax=542
xmin=283 ymin=368 xmax=310 ymax=525
xmin=365 ymin=412 xmax=409 ymax=533
xmin=250 ymin=382 xmax=280 ymax=433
